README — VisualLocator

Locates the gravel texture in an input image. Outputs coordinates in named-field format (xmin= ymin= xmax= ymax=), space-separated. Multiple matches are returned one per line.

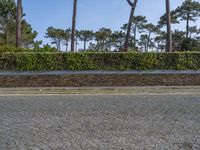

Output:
xmin=0 ymin=95 xmax=200 ymax=149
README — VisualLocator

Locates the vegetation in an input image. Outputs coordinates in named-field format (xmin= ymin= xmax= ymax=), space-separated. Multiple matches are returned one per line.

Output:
xmin=0 ymin=0 xmax=200 ymax=52
xmin=16 ymin=0 xmax=22 ymax=48
xmin=124 ymin=0 xmax=138 ymax=51
xmin=71 ymin=0 xmax=78 ymax=52
xmin=0 ymin=51 xmax=200 ymax=71
xmin=45 ymin=27 xmax=69 ymax=51
xmin=1 ymin=0 xmax=200 ymax=53
xmin=43 ymin=0 xmax=200 ymax=52
xmin=0 ymin=46 xmax=57 ymax=53
xmin=175 ymin=0 xmax=200 ymax=39
xmin=165 ymin=0 xmax=172 ymax=52
xmin=1 ymin=1 xmax=200 ymax=73
xmin=0 ymin=0 xmax=38 ymax=48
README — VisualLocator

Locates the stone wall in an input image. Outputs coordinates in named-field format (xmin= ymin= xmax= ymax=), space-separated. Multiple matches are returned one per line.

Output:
xmin=0 ymin=71 xmax=200 ymax=87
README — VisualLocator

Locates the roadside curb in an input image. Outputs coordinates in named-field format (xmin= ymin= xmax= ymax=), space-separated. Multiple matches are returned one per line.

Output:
xmin=0 ymin=93 xmax=200 ymax=96
xmin=0 ymin=86 xmax=200 ymax=95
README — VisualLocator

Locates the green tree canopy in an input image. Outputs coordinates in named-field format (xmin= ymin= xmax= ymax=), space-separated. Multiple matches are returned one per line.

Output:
xmin=175 ymin=0 xmax=200 ymax=38
xmin=78 ymin=30 xmax=93 ymax=51
xmin=0 ymin=0 xmax=37 ymax=47
xmin=45 ymin=27 xmax=68 ymax=51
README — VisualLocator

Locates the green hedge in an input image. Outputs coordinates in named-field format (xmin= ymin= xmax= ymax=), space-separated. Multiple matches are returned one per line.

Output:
xmin=0 ymin=52 xmax=200 ymax=71
xmin=0 ymin=46 xmax=57 ymax=53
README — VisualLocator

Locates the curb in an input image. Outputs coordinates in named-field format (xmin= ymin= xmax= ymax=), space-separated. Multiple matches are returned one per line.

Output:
xmin=0 ymin=86 xmax=200 ymax=95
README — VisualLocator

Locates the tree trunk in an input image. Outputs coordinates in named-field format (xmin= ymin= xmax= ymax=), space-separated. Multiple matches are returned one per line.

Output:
xmin=103 ymin=40 xmax=105 ymax=51
xmin=66 ymin=42 xmax=68 ymax=52
xmin=56 ymin=44 xmax=59 ymax=51
xmin=186 ymin=13 xmax=190 ymax=39
xmin=84 ymin=39 xmax=86 ymax=51
xmin=161 ymin=40 xmax=164 ymax=52
xmin=58 ymin=39 xmax=61 ymax=51
xmin=124 ymin=0 xmax=138 ymax=52
xmin=147 ymin=32 xmax=151 ymax=52
xmin=133 ymin=26 xmax=137 ymax=47
xmin=145 ymin=42 xmax=147 ymax=52
xmin=55 ymin=39 xmax=59 ymax=51
xmin=6 ymin=24 xmax=9 ymax=47
xmin=75 ymin=37 xmax=78 ymax=51
xmin=16 ymin=0 xmax=22 ymax=48
xmin=166 ymin=0 xmax=172 ymax=52
xmin=71 ymin=0 xmax=77 ymax=52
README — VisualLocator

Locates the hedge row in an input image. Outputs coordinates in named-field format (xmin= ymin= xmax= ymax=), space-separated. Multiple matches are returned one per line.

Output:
xmin=0 ymin=52 xmax=200 ymax=71
xmin=0 ymin=46 xmax=57 ymax=53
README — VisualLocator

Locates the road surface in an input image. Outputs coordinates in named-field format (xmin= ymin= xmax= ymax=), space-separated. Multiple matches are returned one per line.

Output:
xmin=0 ymin=94 xmax=200 ymax=149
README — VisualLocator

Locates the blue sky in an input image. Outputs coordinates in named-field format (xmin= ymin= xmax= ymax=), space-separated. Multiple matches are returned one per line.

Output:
xmin=22 ymin=0 xmax=195 ymax=47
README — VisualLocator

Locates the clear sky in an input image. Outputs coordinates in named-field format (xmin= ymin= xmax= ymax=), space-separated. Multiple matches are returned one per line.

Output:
xmin=22 ymin=0 xmax=197 ymax=46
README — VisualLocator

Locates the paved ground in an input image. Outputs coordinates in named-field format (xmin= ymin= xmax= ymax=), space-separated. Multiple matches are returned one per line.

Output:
xmin=0 ymin=70 xmax=200 ymax=76
xmin=1 ymin=70 xmax=200 ymax=76
xmin=0 ymin=94 xmax=200 ymax=149
xmin=1 ymin=86 xmax=200 ymax=95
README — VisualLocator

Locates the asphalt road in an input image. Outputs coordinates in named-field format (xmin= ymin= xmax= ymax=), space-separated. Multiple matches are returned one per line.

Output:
xmin=0 ymin=94 xmax=200 ymax=150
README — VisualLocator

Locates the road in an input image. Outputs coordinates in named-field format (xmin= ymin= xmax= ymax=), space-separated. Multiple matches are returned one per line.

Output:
xmin=0 ymin=94 xmax=200 ymax=149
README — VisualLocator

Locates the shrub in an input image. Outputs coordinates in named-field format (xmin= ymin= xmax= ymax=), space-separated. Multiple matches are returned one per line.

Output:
xmin=0 ymin=46 xmax=57 ymax=53
xmin=0 ymin=46 xmax=29 ymax=53
xmin=0 ymin=52 xmax=200 ymax=71
xmin=181 ymin=38 xmax=200 ymax=52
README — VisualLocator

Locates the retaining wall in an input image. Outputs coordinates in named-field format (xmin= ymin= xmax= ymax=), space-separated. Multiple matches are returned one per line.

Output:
xmin=0 ymin=71 xmax=200 ymax=87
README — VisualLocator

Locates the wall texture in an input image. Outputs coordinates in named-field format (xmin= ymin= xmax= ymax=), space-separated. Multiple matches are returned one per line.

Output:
xmin=0 ymin=71 xmax=200 ymax=87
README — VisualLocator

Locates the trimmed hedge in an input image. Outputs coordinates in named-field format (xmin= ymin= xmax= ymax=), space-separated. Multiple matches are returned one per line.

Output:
xmin=0 ymin=46 xmax=57 ymax=53
xmin=0 ymin=52 xmax=200 ymax=71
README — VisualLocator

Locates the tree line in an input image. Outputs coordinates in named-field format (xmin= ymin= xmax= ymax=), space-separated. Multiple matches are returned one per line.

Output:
xmin=46 ymin=0 xmax=200 ymax=52
xmin=0 ymin=0 xmax=37 ymax=48
xmin=1 ymin=0 xmax=200 ymax=52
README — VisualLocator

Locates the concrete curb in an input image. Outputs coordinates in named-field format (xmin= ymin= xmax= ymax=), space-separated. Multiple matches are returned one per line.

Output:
xmin=0 ymin=86 xmax=200 ymax=95
xmin=1 ymin=93 xmax=200 ymax=97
